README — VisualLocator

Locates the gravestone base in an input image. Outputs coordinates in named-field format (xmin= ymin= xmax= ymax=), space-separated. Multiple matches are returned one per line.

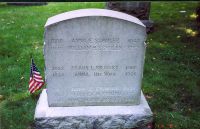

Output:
xmin=34 ymin=89 xmax=153 ymax=129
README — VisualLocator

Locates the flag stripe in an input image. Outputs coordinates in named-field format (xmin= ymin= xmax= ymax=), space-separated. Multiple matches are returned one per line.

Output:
xmin=37 ymin=83 xmax=44 ymax=90
xmin=29 ymin=79 xmax=34 ymax=87
xmin=33 ymin=74 xmax=40 ymax=77
xmin=29 ymin=58 xmax=44 ymax=93
xmin=30 ymin=82 xmax=38 ymax=93
xmin=34 ymin=75 xmax=42 ymax=79
xmin=29 ymin=81 xmax=36 ymax=91
xmin=34 ymin=78 xmax=44 ymax=82
xmin=29 ymin=77 xmax=33 ymax=81
xmin=36 ymin=83 xmax=43 ymax=90
xmin=33 ymin=71 xmax=40 ymax=75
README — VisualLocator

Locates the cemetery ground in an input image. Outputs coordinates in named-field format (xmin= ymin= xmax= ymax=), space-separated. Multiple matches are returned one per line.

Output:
xmin=0 ymin=2 xmax=200 ymax=129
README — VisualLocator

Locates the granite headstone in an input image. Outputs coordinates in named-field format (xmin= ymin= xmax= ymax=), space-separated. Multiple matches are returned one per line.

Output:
xmin=106 ymin=1 xmax=154 ymax=33
xmin=44 ymin=9 xmax=146 ymax=107
xmin=35 ymin=9 xmax=153 ymax=129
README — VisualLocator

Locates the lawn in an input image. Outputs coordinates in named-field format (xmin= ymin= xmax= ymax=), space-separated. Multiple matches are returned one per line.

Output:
xmin=0 ymin=2 xmax=200 ymax=129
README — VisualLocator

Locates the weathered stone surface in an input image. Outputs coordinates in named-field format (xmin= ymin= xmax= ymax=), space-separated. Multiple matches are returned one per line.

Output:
xmin=141 ymin=20 xmax=154 ymax=34
xmin=105 ymin=2 xmax=151 ymax=20
xmin=106 ymin=2 xmax=154 ymax=33
xmin=34 ymin=89 xmax=153 ymax=129
xmin=44 ymin=9 xmax=146 ymax=107
xmin=35 ymin=9 xmax=153 ymax=128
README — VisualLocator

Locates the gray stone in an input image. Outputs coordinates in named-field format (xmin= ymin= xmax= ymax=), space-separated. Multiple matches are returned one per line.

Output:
xmin=35 ymin=89 xmax=153 ymax=129
xmin=106 ymin=2 xmax=151 ymax=20
xmin=141 ymin=20 xmax=154 ymax=33
xmin=44 ymin=9 xmax=146 ymax=107
xmin=106 ymin=2 xmax=154 ymax=33
xmin=34 ymin=9 xmax=153 ymax=129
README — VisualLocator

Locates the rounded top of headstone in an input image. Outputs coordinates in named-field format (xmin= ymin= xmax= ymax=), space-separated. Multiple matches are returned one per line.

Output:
xmin=45 ymin=9 xmax=145 ymax=27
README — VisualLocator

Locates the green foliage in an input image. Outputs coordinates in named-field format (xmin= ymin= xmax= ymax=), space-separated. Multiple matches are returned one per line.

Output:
xmin=0 ymin=2 xmax=200 ymax=129
xmin=143 ymin=2 xmax=200 ymax=129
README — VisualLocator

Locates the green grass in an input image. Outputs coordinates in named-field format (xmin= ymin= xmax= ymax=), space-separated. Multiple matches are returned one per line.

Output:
xmin=0 ymin=2 xmax=200 ymax=129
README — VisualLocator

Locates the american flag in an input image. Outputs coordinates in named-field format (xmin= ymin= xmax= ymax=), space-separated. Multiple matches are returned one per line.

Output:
xmin=29 ymin=58 xmax=44 ymax=93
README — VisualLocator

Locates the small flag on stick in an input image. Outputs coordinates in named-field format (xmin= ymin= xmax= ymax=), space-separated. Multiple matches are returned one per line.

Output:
xmin=29 ymin=58 xmax=44 ymax=93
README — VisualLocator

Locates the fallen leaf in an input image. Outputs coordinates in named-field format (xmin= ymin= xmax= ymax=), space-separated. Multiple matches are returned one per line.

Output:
xmin=169 ymin=124 xmax=173 ymax=128
xmin=179 ymin=10 xmax=186 ymax=13
xmin=146 ymin=95 xmax=153 ymax=99
xmin=0 ymin=95 xmax=4 ymax=100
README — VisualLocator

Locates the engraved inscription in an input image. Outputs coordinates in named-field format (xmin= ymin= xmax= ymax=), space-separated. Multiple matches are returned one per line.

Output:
xmin=47 ymin=37 xmax=143 ymax=51
xmin=47 ymin=39 xmax=64 ymax=48
xmin=71 ymin=65 xmax=118 ymax=71
xmin=125 ymin=65 xmax=137 ymax=76
xmin=74 ymin=71 xmax=89 ymax=77
xmin=50 ymin=65 xmax=137 ymax=77
xmin=53 ymin=72 xmax=64 ymax=77
xmin=67 ymin=87 xmax=135 ymax=104
xmin=45 ymin=15 xmax=146 ymax=106
xmin=71 ymin=65 xmax=118 ymax=77
xmin=52 ymin=66 xmax=64 ymax=70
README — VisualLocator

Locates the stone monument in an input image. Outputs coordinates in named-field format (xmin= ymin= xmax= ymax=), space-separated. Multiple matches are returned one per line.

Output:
xmin=35 ymin=9 xmax=153 ymax=129
xmin=106 ymin=1 xmax=154 ymax=33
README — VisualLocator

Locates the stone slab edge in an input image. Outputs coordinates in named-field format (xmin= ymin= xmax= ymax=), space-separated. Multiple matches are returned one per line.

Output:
xmin=45 ymin=9 xmax=145 ymax=27
xmin=34 ymin=89 xmax=153 ymax=129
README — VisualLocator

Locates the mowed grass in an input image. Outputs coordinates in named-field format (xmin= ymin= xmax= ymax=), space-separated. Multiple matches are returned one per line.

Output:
xmin=0 ymin=2 xmax=200 ymax=129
